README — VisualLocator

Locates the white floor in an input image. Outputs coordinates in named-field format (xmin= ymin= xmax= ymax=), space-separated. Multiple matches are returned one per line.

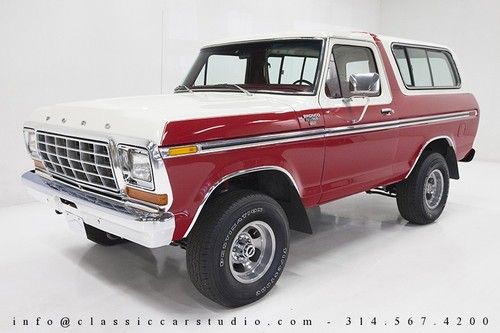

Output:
xmin=1 ymin=161 xmax=499 ymax=333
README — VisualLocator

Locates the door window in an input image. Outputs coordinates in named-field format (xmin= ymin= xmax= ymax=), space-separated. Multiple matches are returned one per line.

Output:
xmin=327 ymin=45 xmax=379 ymax=98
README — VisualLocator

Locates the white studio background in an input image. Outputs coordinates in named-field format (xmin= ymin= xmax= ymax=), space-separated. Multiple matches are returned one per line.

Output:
xmin=0 ymin=0 xmax=498 ymax=207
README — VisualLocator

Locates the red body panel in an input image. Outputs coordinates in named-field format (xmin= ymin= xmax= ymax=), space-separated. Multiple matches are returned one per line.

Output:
xmin=161 ymin=35 xmax=479 ymax=241
xmin=164 ymin=141 xmax=325 ymax=240
xmin=164 ymin=111 xmax=301 ymax=146
xmin=372 ymin=35 xmax=479 ymax=174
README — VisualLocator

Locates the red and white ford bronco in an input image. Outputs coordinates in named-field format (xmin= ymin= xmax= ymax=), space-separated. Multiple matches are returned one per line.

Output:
xmin=22 ymin=31 xmax=479 ymax=307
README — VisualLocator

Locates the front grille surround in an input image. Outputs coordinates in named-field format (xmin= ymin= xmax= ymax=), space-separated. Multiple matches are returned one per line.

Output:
xmin=36 ymin=132 xmax=120 ymax=192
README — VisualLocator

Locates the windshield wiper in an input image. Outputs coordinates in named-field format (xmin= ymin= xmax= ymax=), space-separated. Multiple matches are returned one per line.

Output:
xmin=174 ymin=85 xmax=194 ymax=94
xmin=227 ymin=83 xmax=252 ymax=96
xmin=175 ymin=83 xmax=252 ymax=96
xmin=211 ymin=83 xmax=252 ymax=96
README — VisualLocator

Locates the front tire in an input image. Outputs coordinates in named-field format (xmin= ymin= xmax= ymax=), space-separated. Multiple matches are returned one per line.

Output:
xmin=186 ymin=190 xmax=289 ymax=308
xmin=396 ymin=152 xmax=450 ymax=225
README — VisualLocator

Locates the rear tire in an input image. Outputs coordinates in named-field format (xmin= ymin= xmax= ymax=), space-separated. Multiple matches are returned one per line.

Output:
xmin=396 ymin=152 xmax=450 ymax=225
xmin=186 ymin=190 xmax=290 ymax=308
xmin=84 ymin=223 xmax=127 ymax=246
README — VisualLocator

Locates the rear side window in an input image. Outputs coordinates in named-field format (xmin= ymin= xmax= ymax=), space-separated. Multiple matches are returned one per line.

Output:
xmin=392 ymin=44 xmax=460 ymax=89
xmin=427 ymin=50 xmax=457 ymax=86
xmin=393 ymin=47 xmax=412 ymax=85
xmin=407 ymin=48 xmax=433 ymax=86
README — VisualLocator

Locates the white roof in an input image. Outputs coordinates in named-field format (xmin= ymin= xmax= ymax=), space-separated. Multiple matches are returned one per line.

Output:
xmin=203 ymin=30 xmax=450 ymax=50
xmin=377 ymin=34 xmax=450 ymax=50
xmin=203 ymin=31 xmax=373 ymax=47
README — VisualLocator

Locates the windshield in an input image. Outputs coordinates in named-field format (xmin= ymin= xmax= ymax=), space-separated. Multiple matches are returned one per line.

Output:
xmin=179 ymin=39 xmax=324 ymax=95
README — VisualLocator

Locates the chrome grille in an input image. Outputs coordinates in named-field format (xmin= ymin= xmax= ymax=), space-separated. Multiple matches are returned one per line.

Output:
xmin=37 ymin=132 xmax=119 ymax=192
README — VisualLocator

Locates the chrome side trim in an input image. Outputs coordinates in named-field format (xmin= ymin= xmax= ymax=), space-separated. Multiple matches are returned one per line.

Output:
xmin=159 ymin=129 xmax=324 ymax=158
xmin=324 ymin=110 xmax=474 ymax=138
xmin=200 ymin=129 xmax=325 ymax=154
xmin=160 ymin=110 xmax=477 ymax=158
xmin=404 ymin=135 xmax=455 ymax=179
xmin=181 ymin=166 xmax=299 ymax=239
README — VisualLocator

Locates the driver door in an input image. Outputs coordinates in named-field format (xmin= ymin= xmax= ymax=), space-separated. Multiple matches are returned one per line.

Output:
xmin=318 ymin=38 xmax=399 ymax=203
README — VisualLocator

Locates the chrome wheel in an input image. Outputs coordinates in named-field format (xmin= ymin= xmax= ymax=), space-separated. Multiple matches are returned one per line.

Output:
xmin=229 ymin=220 xmax=276 ymax=284
xmin=423 ymin=169 xmax=444 ymax=209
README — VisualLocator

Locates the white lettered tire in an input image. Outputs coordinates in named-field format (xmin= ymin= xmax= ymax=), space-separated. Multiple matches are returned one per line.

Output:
xmin=186 ymin=190 xmax=290 ymax=307
xmin=396 ymin=152 xmax=450 ymax=224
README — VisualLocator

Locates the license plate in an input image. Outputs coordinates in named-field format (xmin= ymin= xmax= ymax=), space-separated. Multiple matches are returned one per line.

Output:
xmin=65 ymin=211 xmax=86 ymax=235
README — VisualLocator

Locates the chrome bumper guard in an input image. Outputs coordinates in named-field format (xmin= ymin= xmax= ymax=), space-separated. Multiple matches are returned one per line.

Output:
xmin=21 ymin=171 xmax=174 ymax=248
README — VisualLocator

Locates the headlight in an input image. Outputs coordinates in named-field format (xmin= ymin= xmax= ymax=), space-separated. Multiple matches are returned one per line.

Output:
xmin=118 ymin=145 xmax=154 ymax=189
xmin=23 ymin=128 xmax=39 ymax=158
xmin=130 ymin=151 xmax=151 ymax=181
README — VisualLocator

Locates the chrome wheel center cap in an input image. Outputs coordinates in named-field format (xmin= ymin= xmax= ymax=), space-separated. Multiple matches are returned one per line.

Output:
xmin=232 ymin=234 xmax=254 ymax=261
xmin=244 ymin=244 xmax=256 ymax=258
xmin=423 ymin=169 xmax=444 ymax=210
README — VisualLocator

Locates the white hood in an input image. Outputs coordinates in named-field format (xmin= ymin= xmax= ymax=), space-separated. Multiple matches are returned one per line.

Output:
xmin=27 ymin=93 xmax=296 ymax=144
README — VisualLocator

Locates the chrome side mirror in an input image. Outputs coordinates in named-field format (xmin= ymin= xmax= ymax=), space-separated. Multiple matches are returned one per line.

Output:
xmin=348 ymin=73 xmax=380 ymax=97
xmin=344 ymin=73 xmax=380 ymax=125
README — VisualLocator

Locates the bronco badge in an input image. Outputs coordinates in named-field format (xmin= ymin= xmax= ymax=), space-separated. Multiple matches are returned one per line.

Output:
xmin=302 ymin=113 xmax=321 ymax=125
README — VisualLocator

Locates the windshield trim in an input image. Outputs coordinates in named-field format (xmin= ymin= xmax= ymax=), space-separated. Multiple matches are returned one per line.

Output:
xmin=181 ymin=38 xmax=327 ymax=97
xmin=201 ymin=36 xmax=326 ymax=49
xmin=174 ymin=88 xmax=321 ymax=96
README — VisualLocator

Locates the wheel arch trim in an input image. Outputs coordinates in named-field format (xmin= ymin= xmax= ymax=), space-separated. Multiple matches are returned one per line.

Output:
xmin=405 ymin=135 xmax=456 ymax=179
xmin=181 ymin=165 xmax=300 ymax=239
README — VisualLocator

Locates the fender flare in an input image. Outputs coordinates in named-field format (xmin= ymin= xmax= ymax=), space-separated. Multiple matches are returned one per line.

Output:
xmin=181 ymin=165 xmax=302 ymax=238
xmin=406 ymin=135 xmax=459 ymax=180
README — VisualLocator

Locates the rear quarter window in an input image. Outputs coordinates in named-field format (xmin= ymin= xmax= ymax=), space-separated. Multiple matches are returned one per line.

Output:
xmin=392 ymin=44 xmax=460 ymax=89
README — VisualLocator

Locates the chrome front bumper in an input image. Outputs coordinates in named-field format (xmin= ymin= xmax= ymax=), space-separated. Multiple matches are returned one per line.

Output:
xmin=21 ymin=171 xmax=175 ymax=248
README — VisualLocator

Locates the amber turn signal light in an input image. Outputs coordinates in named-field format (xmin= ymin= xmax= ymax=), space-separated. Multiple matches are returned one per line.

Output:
xmin=126 ymin=187 xmax=168 ymax=206
xmin=168 ymin=145 xmax=198 ymax=156
xmin=33 ymin=159 xmax=45 ymax=170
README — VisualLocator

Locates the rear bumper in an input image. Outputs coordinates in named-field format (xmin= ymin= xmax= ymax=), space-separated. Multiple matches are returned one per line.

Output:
xmin=21 ymin=171 xmax=174 ymax=248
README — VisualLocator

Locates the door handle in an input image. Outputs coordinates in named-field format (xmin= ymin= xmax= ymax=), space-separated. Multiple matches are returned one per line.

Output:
xmin=381 ymin=108 xmax=395 ymax=115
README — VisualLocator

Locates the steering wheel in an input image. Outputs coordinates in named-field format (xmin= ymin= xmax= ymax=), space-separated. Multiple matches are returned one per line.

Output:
xmin=292 ymin=79 xmax=313 ymax=86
